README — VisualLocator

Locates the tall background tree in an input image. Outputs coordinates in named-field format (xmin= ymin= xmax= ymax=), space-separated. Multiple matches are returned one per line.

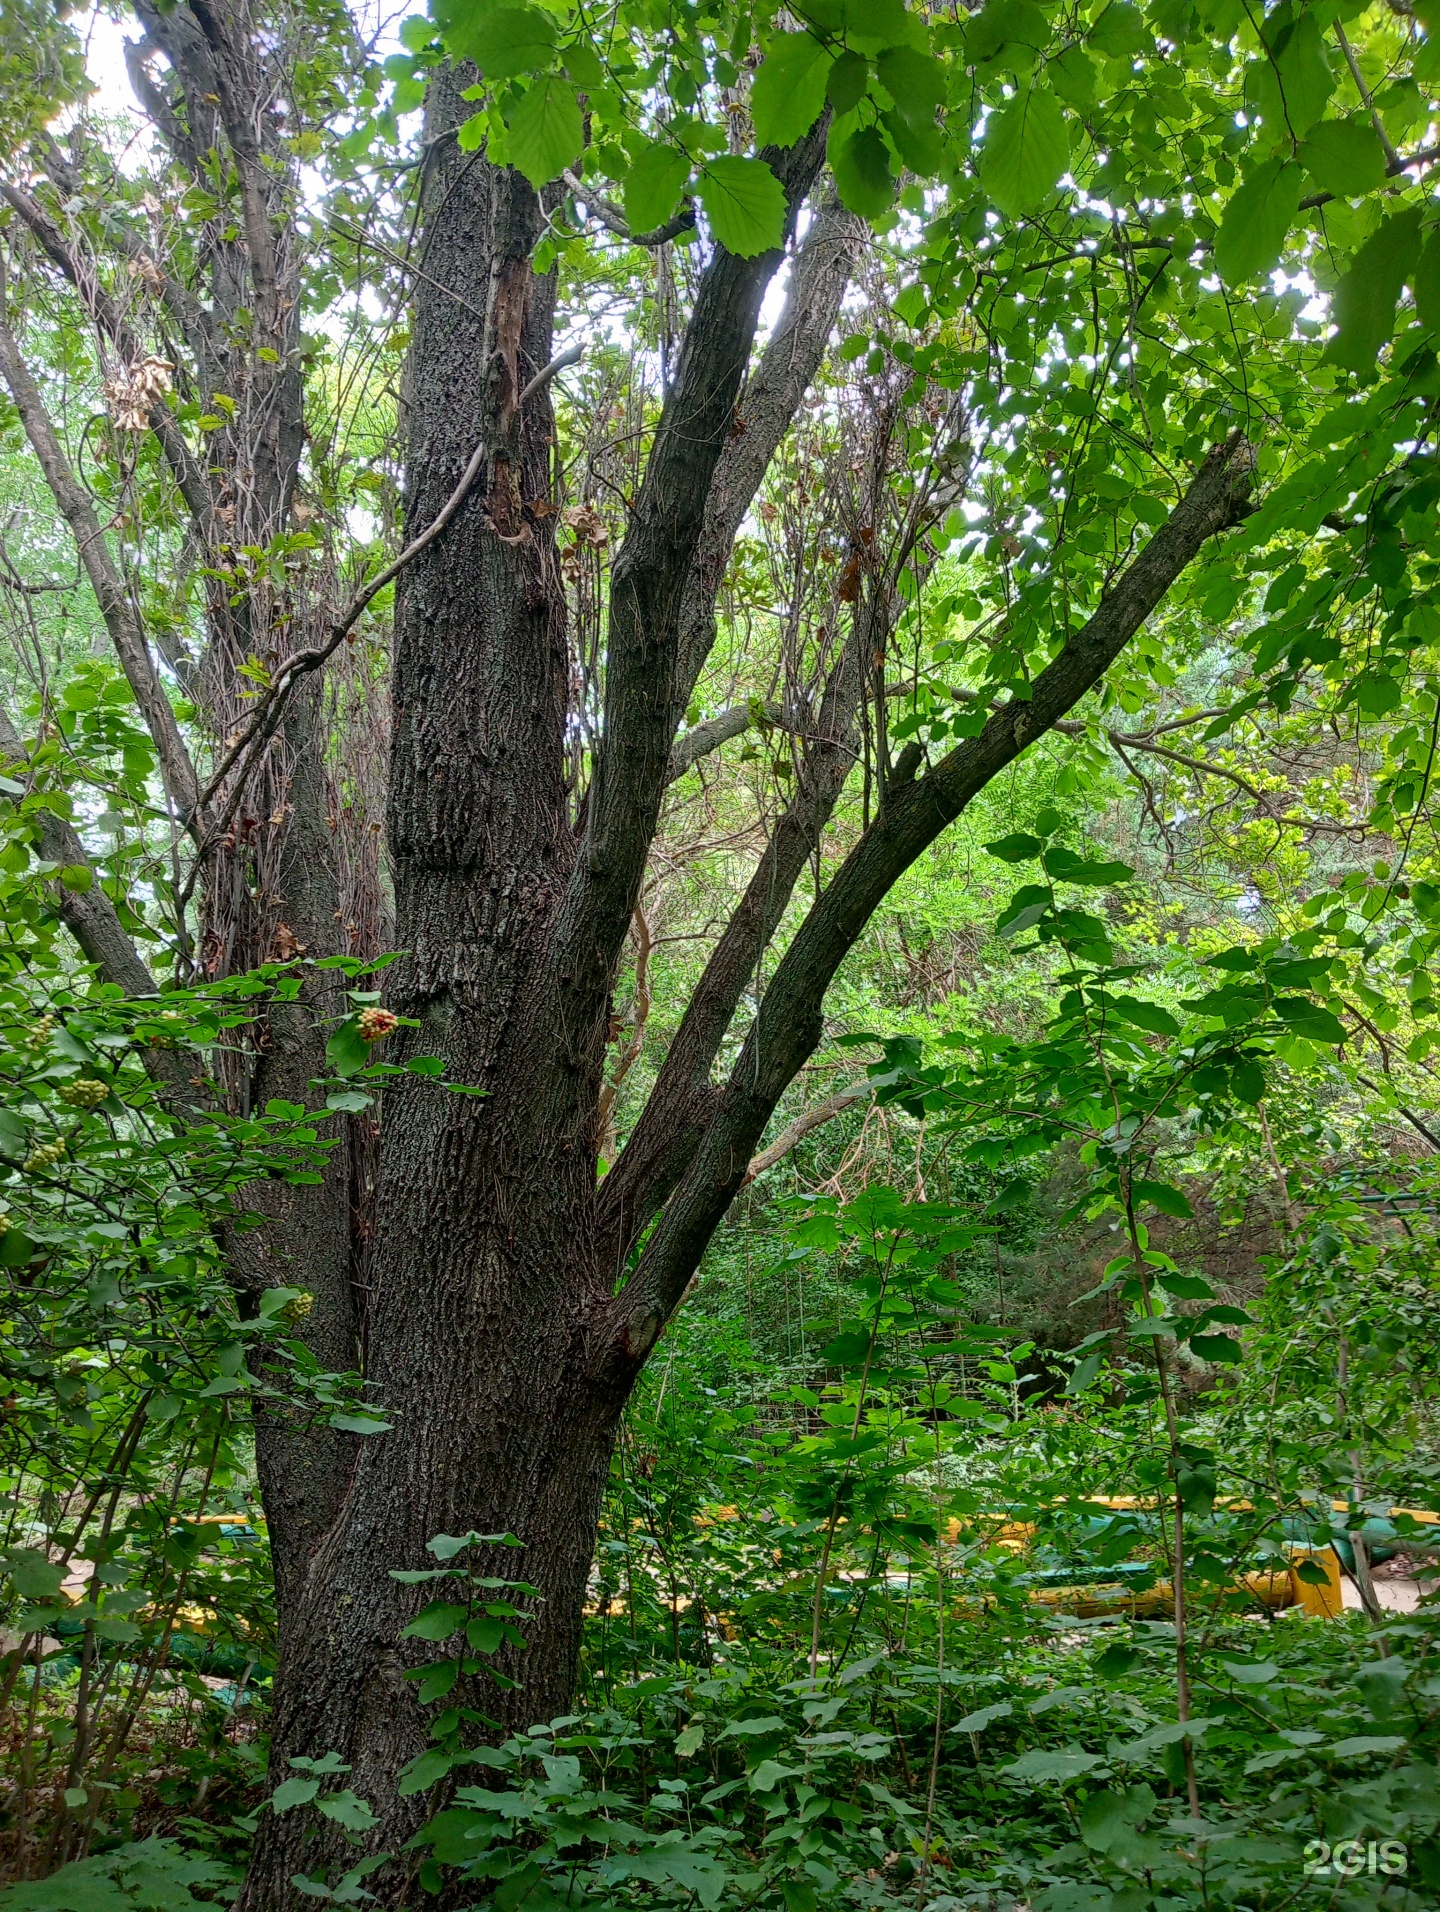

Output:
xmin=3 ymin=0 xmax=1440 ymax=1904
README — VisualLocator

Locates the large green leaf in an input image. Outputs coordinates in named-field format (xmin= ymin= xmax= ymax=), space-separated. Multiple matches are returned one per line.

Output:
xmin=877 ymin=45 xmax=947 ymax=170
xmin=826 ymin=50 xmax=870 ymax=117
xmin=750 ymin=31 xmax=830 ymax=148
xmin=1002 ymin=1749 xmax=1105 ymax=1783
xmin=1088 ymin=2 xmax=1148 ymax=56
xmin=1300 ymin=116 xmax=1389 ymax=197
xmin=505 ymin=73 xmax=583 ymax=188
xmin=325 ymin=1018 xmax=370 ymax=1078
xmin=1269 ymin=9 xmax=1335 ymax=137
xmin=1271 ymin=996 xmax=1348 ymax=1043
xmin=1325 ymin=207 xmax=1423 ymax=370
xmin=439 ymin=3 xmax=556 ymax=79
xmin=696 ymin=156 xmax=787 ymax=256
xmin=976 ymin=85 xmax=1068 ymax=218
xmin=966 ymin=0 xmax=1051 ymax=65
xmin=1214 ymin=158 xmax=1302 ymax=286
xmin=623 ymin=140 xmax=691 ymax=235
xmin=3 ymin=1547 xmax=65 ymax=1600
xmin=831 ymin=124 xmax=897 ymax=217
xmin=402 ymin=1600 xmax=470 ymax=1640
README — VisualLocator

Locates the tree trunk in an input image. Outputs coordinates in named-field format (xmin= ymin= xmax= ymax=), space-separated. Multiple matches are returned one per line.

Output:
xmin=239 ymin=75 xmax=615 ymax=1905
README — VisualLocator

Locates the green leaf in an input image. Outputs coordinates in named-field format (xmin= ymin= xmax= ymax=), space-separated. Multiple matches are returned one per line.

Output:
xmin=1064 ymin=1350 xmax=1105 ymax=1395
xmin=830 ymin=124 xmax=897 ymax=218
xmin=1080 ymin=1783 xmax=1156 ymax=1852
xmin=315 ymin=1790 xmax=378 ymax=1831
xmin=441 ymin=5 xmax=556 ymax=79
xmin=326 ymin=1019 xmax=370 ymax=1078
xmin=997 ymin=885 xmax=1051 ymax=938
xmin=465 ymin=1614 xmax=505 ymax=1653
xmin=877 ymin=45 xmax=945 ymax=115
xmin=1049 ymin=43 xmax=1096 ymax=110
xmin=984 ymin=832 xmax=1042 ymax=863
xmin=398 ymin=1750 xmax=454 ymax=1796
xmin=270 ymin=1776 xmax=321 ymax=1813
xmin=875 ymin=48 xmax=946 ymax=171
xmin=675 ymin=1721 xmax=705 ymax=1757
xmin=505 ymin=74 xmax=582 ymax=188
xmin=1189 ymin=1332 xmax=1243 ymax=1363
xmin=1354 ymin=1656 xmax=1409 ymax=1717
xmin=977 ymin=84 xmax=1068 ymax=217
xmin=952 ymin=1699 xmax=1014 ymax=1733
xmin=0 ymin=1226 xmax=35 ymax=1268
xmin=1300 ymin=116 xmax=1388 ymax=197
xmin=826 ymin=50 xmax=870 ymax=118
xmin=748 ymin=1758 xmax=800 ymax=1792
xmin=1001 ymin=1749 xmax=1104 ymax=1784
xmin=3 ymin=1548 xmax=65 ymax=1601
xmin=1271 ymin=997 xmax=1347 ymax=1044
xmin=1133 ymin=1179 xmax=1192 ymax=1219
xmin=325 ymin=1090 xmax=373 ymax=1114
xmin=696 ymin=156 xmax=787 ymax=257
xmin=1214 ymin=159 xmax=1302 ymax=287
xmin=329 ymin=1412 xmax=393 ymax=1435
xmin=1330 ymin=1734 xmax=1408 ymax=1757
xmin=403 ymin=1600 xmax=469 ymax=1641
xmin=821 ymin=1327 xmax=873 ymax=1365
xmin=1093 ymin=1643 xmax=1140 ymax=1679
xmin=1271 ymin=10 xmax=1335 ymax=136
xmin=1325 ymin=208 xmax=1423 ymax=371
xmin=624 ymin=141 xmax=691 ymax=235
xmin=1088 ymin=2 xmax=1148 ymax=57
xmin=966 ymin=0 xmax=1051 ymax=63
xmin=751 ymin=32 xmax=830 ymax=148
xmin=1107 ymin=995 xmax=1180 ymax=1037
xmin=57 ymin=864 xmax=92 ymax=894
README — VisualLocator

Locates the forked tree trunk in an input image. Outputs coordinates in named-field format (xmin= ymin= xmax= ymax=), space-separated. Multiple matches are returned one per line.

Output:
xmin=240 ymin=84 xmax=634 ymax=1908
xmin=235 ymin=53 xmax=1258 ymax=1912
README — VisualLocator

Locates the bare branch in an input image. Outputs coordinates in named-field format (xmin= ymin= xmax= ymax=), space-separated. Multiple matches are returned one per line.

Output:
xmin=666 ymin=701 xmax=784 ymax=782
xmin=741 ymin=1082 xmax=868 ymax=1187
xmin=562 ymin=171 xmax=698 ymax=247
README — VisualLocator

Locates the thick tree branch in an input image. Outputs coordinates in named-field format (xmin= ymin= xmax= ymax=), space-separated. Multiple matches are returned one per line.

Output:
xmin=665 ymin=700 xmax=785 ymax=782
xmin=542 ymin=122 xmax=832 ymax=1057
xmin=672 ymin=196 xmax=865 ymax=716
xmin=606 ymin=434 xmax=1257 ymax=1357
xmin=741 ymin=1081 xmax=867 ymax=1187
xmin=0 ymin=309 xmax=203 ymax=831
xmin=600 ymin=417 xmax=964 ymax=1274
xmin=596 ymin=599 xmax=869 ymax=1275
